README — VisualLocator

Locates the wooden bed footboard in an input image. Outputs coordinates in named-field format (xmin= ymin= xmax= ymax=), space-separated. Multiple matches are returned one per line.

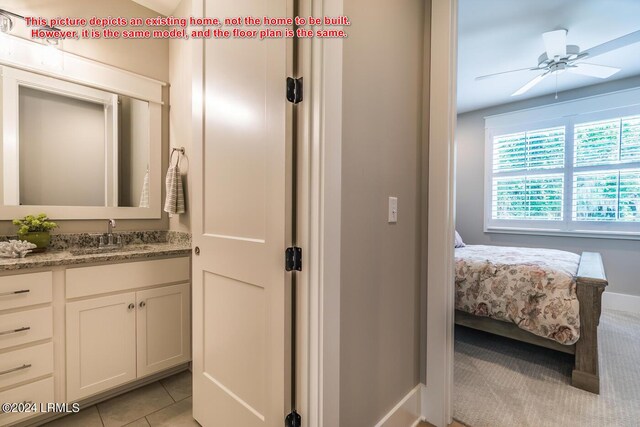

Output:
xmin=454 ymin=251 xmax=608 ymax=394
xmin=572 ymin=252 xmax=608 ymax=394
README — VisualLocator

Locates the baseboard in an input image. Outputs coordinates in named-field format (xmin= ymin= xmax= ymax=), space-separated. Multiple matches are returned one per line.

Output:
xmin=374 ymin=384 xmax=422 ymax=427
xmin=602 ymin=291 xmax=640 ymax=315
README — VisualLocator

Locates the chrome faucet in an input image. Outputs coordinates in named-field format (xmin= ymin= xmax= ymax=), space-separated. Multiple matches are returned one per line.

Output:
xmin=99 ymin=219 xmax=121 ymax=248
xmin=107 ymin=219 xmax=116 ymax=245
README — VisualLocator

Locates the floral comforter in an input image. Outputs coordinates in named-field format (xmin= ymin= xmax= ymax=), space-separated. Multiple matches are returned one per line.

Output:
xmin=455 ymin=245 xmax=581 ymax=345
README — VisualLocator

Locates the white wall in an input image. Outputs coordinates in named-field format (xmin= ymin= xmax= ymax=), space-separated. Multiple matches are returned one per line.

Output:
xmin=456 ymin=76 xmax=640 ymax=297
xmin=168 ymin=0 xmax=192 ymax=233
xmin=0 ymin=0 xmax=170 ymax=82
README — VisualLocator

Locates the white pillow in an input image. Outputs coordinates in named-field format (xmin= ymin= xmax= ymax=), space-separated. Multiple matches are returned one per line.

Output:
xmin=454 ymin=230 xmax=465 ymax=248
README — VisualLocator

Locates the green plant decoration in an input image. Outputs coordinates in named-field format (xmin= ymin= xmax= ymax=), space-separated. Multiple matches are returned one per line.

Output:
xmin=12 ymin=213 xmax=58 ymax=235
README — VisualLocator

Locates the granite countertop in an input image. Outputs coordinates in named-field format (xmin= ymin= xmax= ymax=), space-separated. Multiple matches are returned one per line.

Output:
xmin=0 ymin=231 xmax=192 ymax=272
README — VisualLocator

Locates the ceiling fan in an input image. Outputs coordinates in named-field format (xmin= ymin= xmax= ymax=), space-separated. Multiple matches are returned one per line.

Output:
xmin=476 ymin=29 xmax=640 ymax=96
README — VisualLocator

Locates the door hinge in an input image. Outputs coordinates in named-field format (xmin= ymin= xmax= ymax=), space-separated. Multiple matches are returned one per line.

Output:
xmin=285 ymin=410 xmax=301 ymax=427
xmin=285 ymin=247 xmax=302 ymax=272
xmin=286 ymin=77 xmax=303 ymax=104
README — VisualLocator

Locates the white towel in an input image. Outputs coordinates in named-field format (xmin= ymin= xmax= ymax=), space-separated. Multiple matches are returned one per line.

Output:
xmin=164 ymin=154 xmax=185 ymax=214
xmin=139 ymin=167 xmax=150 ymax=208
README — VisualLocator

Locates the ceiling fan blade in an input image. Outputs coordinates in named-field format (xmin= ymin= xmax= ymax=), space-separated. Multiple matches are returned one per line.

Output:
xmin=568 ymin=63 xmax=621 ymax=79
xmin=542 ymin=29 xmax=567 ymax=59
xmin=511 ymin=73 xmax=549 ymax=96
xmin=475 ymin=67 xmax=539 ymax=81
xmin=580 ymin=30 xmax=640 ymax=59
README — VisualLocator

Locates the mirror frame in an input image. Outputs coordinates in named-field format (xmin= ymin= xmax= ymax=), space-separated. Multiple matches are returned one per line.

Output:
xmin=0 ymin=32 xmax=164 ymax=220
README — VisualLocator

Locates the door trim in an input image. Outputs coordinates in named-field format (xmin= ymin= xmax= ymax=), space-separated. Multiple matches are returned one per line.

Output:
xmin=421 ymin=0 xmax=457 ymax=426
xmin=302 ymin=0 xmax=345 ymax=425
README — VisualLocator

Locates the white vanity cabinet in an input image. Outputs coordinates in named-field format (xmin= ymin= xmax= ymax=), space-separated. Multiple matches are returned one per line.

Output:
xmin=65 ymin=257 xmax=191 ymax=402
xmin=0 ymin=254 xmax=191 ymax=425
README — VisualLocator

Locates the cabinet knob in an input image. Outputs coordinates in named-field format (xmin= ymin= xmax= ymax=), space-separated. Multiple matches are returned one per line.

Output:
xmin=128 ymin=303 xmax=135 ymax=310
xmin=194 ymin=246 xmax=200 ymax=255
xmin=139 ymin=301 xmax=146 ymax=308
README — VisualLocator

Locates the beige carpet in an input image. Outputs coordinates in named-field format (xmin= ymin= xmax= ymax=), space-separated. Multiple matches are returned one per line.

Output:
xmin=454 ymin=309 xmax=640 ymax=427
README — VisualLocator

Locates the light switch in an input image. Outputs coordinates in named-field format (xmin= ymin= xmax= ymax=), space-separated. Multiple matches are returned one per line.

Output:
xmin=388 ymin=197 xmax=398 ymax=223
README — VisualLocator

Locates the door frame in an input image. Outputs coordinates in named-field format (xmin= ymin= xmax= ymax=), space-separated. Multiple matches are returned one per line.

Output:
xmin=298 ymin=0 xmax=344 ymax=425
xmin=421 ymin=0 xmax=458 ymax=426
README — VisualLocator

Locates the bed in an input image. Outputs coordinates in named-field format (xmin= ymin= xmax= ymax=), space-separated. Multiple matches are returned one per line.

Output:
xmin=454 ymin=244 xmax=608 ymax=394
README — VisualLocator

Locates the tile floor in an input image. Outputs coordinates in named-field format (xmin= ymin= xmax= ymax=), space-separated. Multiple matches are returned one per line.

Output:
xmin=43 ymin=370 xmax=198 ymax=427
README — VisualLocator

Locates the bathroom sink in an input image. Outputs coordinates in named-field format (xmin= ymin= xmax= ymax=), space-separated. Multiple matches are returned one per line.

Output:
xmin=69 ymin=245 xmax=152 ymax=256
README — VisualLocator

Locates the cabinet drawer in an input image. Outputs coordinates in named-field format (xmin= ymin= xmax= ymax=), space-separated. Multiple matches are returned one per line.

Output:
xmin=66 ymin=257 xmax=190 ymax=299
xmin=0 ymin=342 xmax=53 ymax=390
xmin=0 ymin=307 xmax=53 ymax=351
xmin=0 ymin=377 xmax=54 ymax=426
xmin=0 ymin=272 xmax=52 ymax=311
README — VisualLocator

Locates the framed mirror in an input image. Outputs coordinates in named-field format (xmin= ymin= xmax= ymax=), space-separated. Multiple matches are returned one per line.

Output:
xmin=0 ymin=34 xmax=163 ymax=220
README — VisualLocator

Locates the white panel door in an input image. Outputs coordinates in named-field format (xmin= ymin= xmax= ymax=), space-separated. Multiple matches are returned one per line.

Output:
xmin=136 ymin=283 xmax=191 ymax=377
xmin=66 ymin=292 xmax=137 ymax=401
xmin=192 ymin=0 xmax=292 ymax=425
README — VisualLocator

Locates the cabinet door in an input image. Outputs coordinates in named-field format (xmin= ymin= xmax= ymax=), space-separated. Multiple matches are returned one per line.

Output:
xmin=136 ymin=283 xmax=191 ymax=377
xmin=66 ymin=292 xmax=136 ymax=401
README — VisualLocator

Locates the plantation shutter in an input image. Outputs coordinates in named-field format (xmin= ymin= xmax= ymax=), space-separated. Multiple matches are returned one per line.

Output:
xmin=493 ymin=127 xmax=564 ymax=172
xmin=572 ymin=116 xmax=640 ymax=222
xmin=491 ymin=126 xmax=565 ymax=221
xmin=622 ymin=116 xmax=640 ymax=162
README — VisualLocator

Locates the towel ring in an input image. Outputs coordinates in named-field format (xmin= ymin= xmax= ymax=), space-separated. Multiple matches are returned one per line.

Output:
xmin=170 ymin=147 xmax=185 ymax=166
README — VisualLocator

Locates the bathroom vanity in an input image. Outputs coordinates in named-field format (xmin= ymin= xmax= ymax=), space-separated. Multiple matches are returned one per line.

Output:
xmin=0 ymin=235 xmax=191 ymax=426
xmin=0 ymin=17 xmax=188 ymax=426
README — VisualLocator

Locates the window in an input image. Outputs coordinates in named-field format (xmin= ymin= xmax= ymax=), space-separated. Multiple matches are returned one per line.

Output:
xmin=485 ymin=91 xmax=640 ymax=238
